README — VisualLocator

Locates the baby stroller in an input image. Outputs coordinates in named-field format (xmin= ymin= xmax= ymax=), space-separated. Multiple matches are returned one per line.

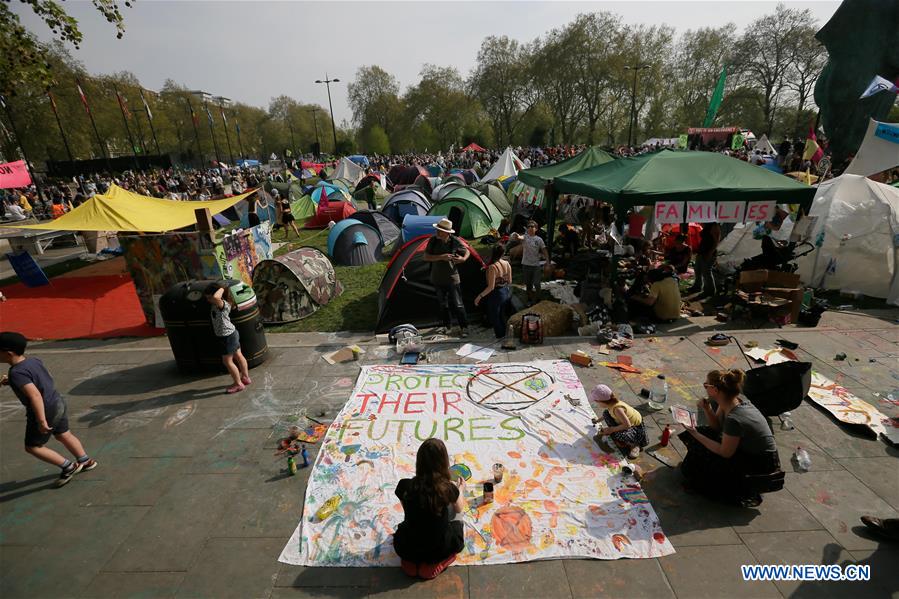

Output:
xmin=734 ymin=339 xmax=812 ymax=419
xmin=739 ymin=238 xmax=815 ymax=274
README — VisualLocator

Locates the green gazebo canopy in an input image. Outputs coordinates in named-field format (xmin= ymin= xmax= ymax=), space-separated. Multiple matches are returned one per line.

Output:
xmin=517 ymin=146 xmax=616 ymax=189
xmin=551 ymin=150 xmax=817 ymax=210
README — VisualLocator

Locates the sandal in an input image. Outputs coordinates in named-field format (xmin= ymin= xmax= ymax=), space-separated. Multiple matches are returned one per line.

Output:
xmin=226 ymin=384 xmax=245 ymax=394
xmin=739 ymin=494 xmax=763 ymax=508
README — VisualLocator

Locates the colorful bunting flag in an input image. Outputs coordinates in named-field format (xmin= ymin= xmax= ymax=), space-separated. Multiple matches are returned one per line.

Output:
xmin=859 ymin=75 xmax=899 ymax=99
xmin=75 ymin=80 xmax=91 ymax=114
xmin=139 ymin=89 xmax=153 ymax=120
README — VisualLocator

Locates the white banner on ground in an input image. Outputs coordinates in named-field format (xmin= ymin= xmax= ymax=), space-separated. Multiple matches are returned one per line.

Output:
xmin=279 ymin=361 xmax=675 ymax=567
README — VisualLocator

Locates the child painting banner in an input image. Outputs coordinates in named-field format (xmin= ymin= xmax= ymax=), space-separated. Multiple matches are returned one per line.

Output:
xmin=279 ymin=361 xmax=674 ymax=567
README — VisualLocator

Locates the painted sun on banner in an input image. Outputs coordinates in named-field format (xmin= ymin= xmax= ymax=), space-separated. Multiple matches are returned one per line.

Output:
xmin=279 ymin=360 xmax=674 ymax=567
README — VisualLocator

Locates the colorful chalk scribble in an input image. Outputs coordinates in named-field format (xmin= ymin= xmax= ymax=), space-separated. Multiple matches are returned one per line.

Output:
xmin=279 ymin=361 xmax=675 ymax=567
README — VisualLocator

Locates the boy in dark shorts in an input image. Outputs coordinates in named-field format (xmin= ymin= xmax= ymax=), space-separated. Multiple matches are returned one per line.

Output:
xmin=0 ymin=332 xmax=98 ymax=487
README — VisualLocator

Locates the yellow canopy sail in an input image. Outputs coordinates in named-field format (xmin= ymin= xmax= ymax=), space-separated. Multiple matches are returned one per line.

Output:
xmin=15 ymin=185 xmax=257 ymax=232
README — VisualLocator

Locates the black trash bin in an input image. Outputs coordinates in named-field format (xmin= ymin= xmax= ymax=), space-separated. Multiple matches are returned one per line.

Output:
xmin=160 ymin=280 xmax=269 ymax=373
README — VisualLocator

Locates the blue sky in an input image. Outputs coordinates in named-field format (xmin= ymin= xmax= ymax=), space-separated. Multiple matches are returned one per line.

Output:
xmin=16 ymin=1 xmax=840 ymax=124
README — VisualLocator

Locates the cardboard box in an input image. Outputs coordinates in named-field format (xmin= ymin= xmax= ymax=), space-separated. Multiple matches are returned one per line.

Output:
xmin=738 ymin=270 xmax=801 ymax=293
xmin=766 ymin=287 xmax=804 ymax=322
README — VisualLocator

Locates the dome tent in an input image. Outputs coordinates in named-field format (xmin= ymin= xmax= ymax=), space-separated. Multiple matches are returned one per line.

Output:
xmin=252 ymin=247 xmax=342 ymax=324
xmin=474 ymin=181 xmax=513 ymax=216
xmin=431 ymin=180 xmax=466 ymax=202
xmin=429 ymin=186 xmax=504 ymax=238
xmin=351 ymin=209 xmax=401 ymax=248
xmin=303 ymin=199 xmax=357 ymax=229
xmin=381 ymin=188 xmax=432 ymax=225
xmin=327 ymin=218 xmax=385 ymax=266
xmin=376 ymin=235 xmax=486 ymax=332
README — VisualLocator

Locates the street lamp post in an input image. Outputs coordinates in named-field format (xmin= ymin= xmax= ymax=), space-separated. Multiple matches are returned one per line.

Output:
xmin=286 ymin=117 xmax=297 ymax=160
xmin=214 ymin=96 xmax=236 ymax=165
xmin=624 ymin=63 xmax=650 ymax=148
xmin=308 ymin=107 xmax=321 ymax=156
xmin=315 ymin=74 xmax=340 ymax=155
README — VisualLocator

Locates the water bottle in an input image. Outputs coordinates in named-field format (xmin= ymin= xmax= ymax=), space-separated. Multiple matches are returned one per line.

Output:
xmin=648 ymin=375 xmax=668 ymax=410
xmin=779 ymin=412 xmax=795 ymax=431
xmin=793 ymin=447 xmax=811 ymax=471
xmin=287 ymin=455 xmax=297 ymax=475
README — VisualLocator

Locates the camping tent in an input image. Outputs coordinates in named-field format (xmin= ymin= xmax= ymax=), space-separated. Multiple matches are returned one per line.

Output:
xmin=327 ymin=218 xmax=385 ymax=266
xmin=401 ymin=214 xmax=443 ymax=243
xmin=304 ymin=200 xmax=357 ymax=229
xmin=432 ymin=180 xmax=466 ymax=202
xmin=517 ymin=146 xmax=615 ymax=189
xmin=429 ymin=187 xmax=504 ymax=238
xmin=376 ymin=234 xmax=486 ymax=332
xmin=351 ymin=210 xmax=401 ymax=248
xmin=474 ymin=181 xmax=514 ymax=216
xmin=388 ymin=164 xmax=428 ymax=188
xmin=796 ymin=175 xmax=899 ymax=304
xmin=16 ymin=184 xmax=257 ymax=232
xmin=381 ymin=188 xmax=432 ymax=224
xmin=332 ymin=157 xmax=365 ymax=184
xmin=845 ymin=119 xmax=899 ymax=177
xmin=252 ymin=247 xmax=342 ymax=324
xmin=348 ymin=155 xmax=370 ymax=168
xmin=311 ymin=182 xmax=352 ymax=204
xmin=552 ymin=150 xmax=817 ymax=209
xmin=461 ymin=142 xmax=487 ymax=152
xmin=447 ymin=168 xmax=479 ymax=185
xmin=754 ymin=134 xmax=778 ymax=156
xmin=482 ymin=147 xmax=525 ymax=182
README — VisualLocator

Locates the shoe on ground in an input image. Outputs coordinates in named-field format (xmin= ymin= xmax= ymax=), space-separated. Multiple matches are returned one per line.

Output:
xmin=459 ymin=328 xmax=469 ymax=338
xmin=241 ymin=375 xmax=252 ymax=386
xmin=226 ymin=384 xmax=246 ymax=394
xmin=400 ymin=559 xmax=418 ymax=578
xmin=418 ymin=554 xmax=456 ymax=579
xmin=56 ymin=462 xmax=84 ymax=487
xmin=628 ymin=446 xmax=641 ymax=459
xmin=860 ymin=516 xmax=899 ymax=541
xmin=78 ymin=459 xmax=99 ymax=473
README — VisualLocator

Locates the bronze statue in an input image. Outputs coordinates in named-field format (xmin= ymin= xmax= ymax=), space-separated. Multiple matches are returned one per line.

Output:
xmin=814 ymin=0 xmax=899 ymax=162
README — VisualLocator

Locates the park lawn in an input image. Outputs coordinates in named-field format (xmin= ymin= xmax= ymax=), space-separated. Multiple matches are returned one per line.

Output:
xmin=264 ymin=221 xmax=387 ymax=332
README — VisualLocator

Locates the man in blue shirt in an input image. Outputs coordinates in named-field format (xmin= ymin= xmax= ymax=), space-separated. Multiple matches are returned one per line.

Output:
xmin=0 ymin=332 xmax=98 ymax=487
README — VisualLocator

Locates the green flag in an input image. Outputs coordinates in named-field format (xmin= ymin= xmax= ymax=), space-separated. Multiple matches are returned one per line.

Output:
xmin=678 ymin=134 xmax=688 ymax=149
xmin=731 ymin=133 xmax=744 ymax=150
xmin=703 ymin=65 xmax=727 ymax=127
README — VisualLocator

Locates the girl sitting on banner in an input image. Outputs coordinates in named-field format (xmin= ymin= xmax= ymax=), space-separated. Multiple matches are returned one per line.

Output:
xmin=679 ymin=369 xmax=780 ymax=507
xmin=590 ymin=384 xmax=648 ymax=459
xmin=393 ymin=438 xmax=465 ymax=580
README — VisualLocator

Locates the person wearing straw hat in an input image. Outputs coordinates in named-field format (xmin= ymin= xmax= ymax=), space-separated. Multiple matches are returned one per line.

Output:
xmin=423 ymin=218 xmax=470 ymax=337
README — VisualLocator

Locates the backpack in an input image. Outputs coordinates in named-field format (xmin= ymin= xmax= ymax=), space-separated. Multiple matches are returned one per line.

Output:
xmin=520 ymin=313 xmax=544 ymax=345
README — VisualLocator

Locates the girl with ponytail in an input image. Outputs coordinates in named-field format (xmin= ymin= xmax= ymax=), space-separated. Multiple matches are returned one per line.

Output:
xmin=679 ymin=368 xmax=780 ymax=506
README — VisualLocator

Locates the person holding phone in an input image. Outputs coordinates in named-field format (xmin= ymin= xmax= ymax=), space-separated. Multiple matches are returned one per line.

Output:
xmin=423 ymin=218 xmax=470 ymax=337
xmin=393 ymin=438 xmax=466 ymax=579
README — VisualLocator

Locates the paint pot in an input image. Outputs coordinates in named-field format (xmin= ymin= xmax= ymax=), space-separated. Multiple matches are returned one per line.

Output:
xmin=483 ymin=482 xmax=494 ymax=504
xmin=493 ymin=463 xmax=504 ymax=483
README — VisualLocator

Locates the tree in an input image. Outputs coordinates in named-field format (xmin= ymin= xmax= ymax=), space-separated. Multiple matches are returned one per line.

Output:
xmin=784 ymin=25 xmax=827 ymax=137
xmin=361 ymin=124 xmax=390 ymax=154
xmin=733 ymin=3 xmax=818 ymax=135
xmin=669 ymin=25 xmax=736 ymax=129
xmin=532 ymin=26 xmax=583 ymax=144
xmin=1 ymin=0 xmax=129 ymax=95
xmin=469 ymin=36 xmax=538 ymax=146
xmin=404 ymin=65 xmax=482 ymax=150
xmin=619 ymin=23 xmax=675 ymax=145
xmin=347 ymin=65 xmax=402 ymax=144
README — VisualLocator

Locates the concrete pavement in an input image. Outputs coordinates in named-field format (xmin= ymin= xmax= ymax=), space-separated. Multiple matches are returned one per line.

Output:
xmin=1 ymin=310 xmax=897 ymax=598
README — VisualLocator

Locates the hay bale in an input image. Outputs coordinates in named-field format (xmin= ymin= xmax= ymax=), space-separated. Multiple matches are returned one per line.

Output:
xmin=508 ymin=300 xmax=574 ymax=338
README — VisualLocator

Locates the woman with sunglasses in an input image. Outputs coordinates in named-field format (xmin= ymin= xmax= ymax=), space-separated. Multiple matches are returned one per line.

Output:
xmin=679 ymin=369 xmax=780 ymax=507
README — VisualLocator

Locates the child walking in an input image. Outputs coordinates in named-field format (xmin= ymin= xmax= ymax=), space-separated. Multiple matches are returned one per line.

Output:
xmin=590 ymin=384 xmax=648 ymax=459
xmin=0 ymin=332 xmax=98 ymax=487
xmin=204 ymin=282 xmax=251 ymax=394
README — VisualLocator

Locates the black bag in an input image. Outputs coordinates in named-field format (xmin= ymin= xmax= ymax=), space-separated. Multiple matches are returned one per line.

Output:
xmin=520 ymin=313 xmax=544 ymax=344
xmin=743 ymin=361 xmax=812 ymax=416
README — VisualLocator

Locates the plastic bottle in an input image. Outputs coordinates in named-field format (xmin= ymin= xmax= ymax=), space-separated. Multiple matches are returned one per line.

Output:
xmin=660 ymin=424 xmax=671 ymax=447
xmin=287 ymin=455 xmax=297 ymax=475
xmin=793 ymin=447 xmax=811 ymax=471
xmin=301 ymin=445 xmax=309 ymax=468
xmin=648 ymin=375 xmax=668 ymax=410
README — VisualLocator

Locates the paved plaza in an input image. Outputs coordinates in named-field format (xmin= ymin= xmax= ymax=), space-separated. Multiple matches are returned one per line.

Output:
xmin=1 ymin=310 xmax=897 ymax=598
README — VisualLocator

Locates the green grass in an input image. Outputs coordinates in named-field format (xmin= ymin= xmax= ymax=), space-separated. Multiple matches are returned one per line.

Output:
xmin=264 ymin=222 xmax=388 ymax=332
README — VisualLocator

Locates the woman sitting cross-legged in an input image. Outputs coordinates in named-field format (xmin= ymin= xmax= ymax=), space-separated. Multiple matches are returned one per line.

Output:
xmin=393 ymin=438 xmax=466 ymax=579
xmin=679 ymin=369 xmax=781 ymax=507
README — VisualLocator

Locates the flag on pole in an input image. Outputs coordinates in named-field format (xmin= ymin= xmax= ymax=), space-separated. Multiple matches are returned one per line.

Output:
xmin=0 ymin=94 xmax=6 ymax=110
xmin=47 ymin=91 xmax=59 ymax=115
xmin=116 ymin=91 xmax=132 ymax=120
xmin=235 ymin=121 xmax=241 ymax=134
xmin=859 ymin=75 xmax=899 ymax=99
xmin=190 ymin=103 xmax=200 ymax=127
xmin=802 ymin=127 xmax=823 ymax=163
xmin=219 ymin=106 xmax=228 ymax=125
xmin=703 ymin=65 xmax=727 ymax=127
xmin=204 ymin=105 xmax=214 ymax=126
xmin=75 ymin=80 xmax=91 ymax=114
xmin=139 ymin=89 xmax=153 ymax=120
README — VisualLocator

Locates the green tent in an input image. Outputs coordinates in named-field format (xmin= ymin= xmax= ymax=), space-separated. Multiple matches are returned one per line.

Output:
xmin=552 ymin=150 xmax=817 ymax=209
xmin=474 ymin=181 xmax=513 ymax=216
xmin=517 ymin=146 xmax=615 ymax=189
xmin=429 ymin=187 xmax=504 ymax=238
xmin=265 ymin=180 xmax=315 ymax=221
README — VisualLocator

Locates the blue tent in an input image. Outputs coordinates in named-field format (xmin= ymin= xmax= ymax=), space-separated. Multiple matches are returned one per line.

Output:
xmin=348 ymin=155 xmax=370 ymax=168
xmin=236 ymin=159 xmax=260 ymax=168
xmin=401 ymin=215 xmax=443 ymax=243
xmin=382 ymin=188 xmax=432 ymax=225
xmin=327 ymin=218 xmax=384 ymax=265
